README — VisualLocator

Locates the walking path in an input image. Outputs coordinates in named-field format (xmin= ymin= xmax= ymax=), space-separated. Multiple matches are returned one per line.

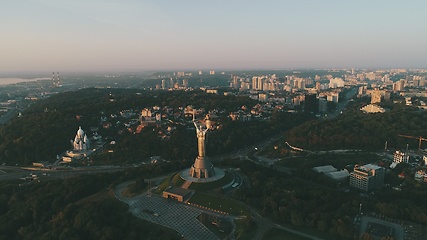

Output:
xmin=181 ymin=180 xmax=192 ymax=189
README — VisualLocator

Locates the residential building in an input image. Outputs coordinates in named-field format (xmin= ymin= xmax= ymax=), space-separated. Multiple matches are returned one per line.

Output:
xmin=329 ymin=77 xmax=345 ymax=88
xmin=350 ymin=164 xmax=385 ymax=191
xmin=415 ymin=170 xmax=427 ymax=183
xmin=393 ymin=150 xmax=409 ymax=164
xmin=258 ymin=93 xmax=268 ymax=102
xmin=326 ymin=92 xmax=339 ymax=103
xmin=393 ymin=79 xmax=405 ymax=92
xmin=371 ymin=88 xmax=382 ymax=104
xmin=229 ymin=111 xmax=252 ymax=122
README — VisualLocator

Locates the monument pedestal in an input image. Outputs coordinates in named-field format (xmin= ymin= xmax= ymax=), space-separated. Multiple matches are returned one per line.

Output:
xmin=181 ymin=167 xmax=225 ymax=183
xmin=190 ymin=156 xmax=215 ymax=178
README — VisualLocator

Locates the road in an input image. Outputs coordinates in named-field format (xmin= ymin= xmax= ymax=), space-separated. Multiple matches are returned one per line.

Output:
xmin=211 ymin=133 xmax=284 ymax=163
xmin=0 ymin=165 xmax=127 ymax=182
xmin=249 ymin=206 xmax=324 ymax=240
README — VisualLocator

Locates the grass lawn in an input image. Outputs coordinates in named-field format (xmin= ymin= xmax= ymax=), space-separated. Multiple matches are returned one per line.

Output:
xmin=153 ymin=175 xmax=172 ymax=194
xmin=189 ymin=192 xmax=250 ymax=216
xmin=171 ymin=172 xmax=185 ymax=187
xmin=121 ymin=181 xmax=146 ymax=198
xmin=189 ymin=171 xmax=234 ymax=191
xmin=262 ymin=228 xmax=310 ymax=240
xmin=75 ymin=188 xmax=112 ymax=205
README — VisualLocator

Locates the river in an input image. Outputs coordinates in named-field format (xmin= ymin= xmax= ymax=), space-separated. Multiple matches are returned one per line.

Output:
xmin=0 ymin=78 xmax=49 ymax=86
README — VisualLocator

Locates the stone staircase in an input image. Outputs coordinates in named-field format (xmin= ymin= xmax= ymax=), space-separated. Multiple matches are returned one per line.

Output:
xmin=181 ymin=180 xmax=192 ymax=189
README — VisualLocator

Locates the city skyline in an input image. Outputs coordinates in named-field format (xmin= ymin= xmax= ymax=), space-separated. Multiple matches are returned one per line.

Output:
xmin=1 ymin=0 xmax=427 ymax=73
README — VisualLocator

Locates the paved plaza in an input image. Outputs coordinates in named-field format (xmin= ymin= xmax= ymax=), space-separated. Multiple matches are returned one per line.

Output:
xmin=114 ymin=181 xmax=221 ymax=240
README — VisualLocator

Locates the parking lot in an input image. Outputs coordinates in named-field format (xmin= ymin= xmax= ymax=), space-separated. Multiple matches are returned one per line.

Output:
xmin=359 ymin=216 xmax=403 ymax=240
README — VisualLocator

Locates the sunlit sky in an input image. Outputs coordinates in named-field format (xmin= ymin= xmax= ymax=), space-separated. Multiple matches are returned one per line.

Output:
xmin=1 ymin=0 xmax=426 ymax=72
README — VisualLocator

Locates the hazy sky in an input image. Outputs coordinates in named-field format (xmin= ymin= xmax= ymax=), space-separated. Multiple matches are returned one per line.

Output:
xmin=1 ymin=0 xmax=426 ymax=72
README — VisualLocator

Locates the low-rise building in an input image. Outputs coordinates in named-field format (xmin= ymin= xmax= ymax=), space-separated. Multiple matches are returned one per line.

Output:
xmin=313 ymin=165 xmax=350 ymax=181
xmin=313 ymin=165 xmax=337 ymax=173
xmin=229 ymin=111 xmax=252 ymax=122
xmin=326 ymin=170 xmax=350 ymax=181
xmin=162 ymin=187 xmax=194 ymax=202
xmin=415 ymin=170 xmax=427 ymax=183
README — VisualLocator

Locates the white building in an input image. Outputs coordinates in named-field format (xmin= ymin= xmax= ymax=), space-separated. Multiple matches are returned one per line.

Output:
xmin=73 ymin=127 xmax=90 ymax=151
xmin=350 ymin=164 xmax=384 ymax=191
xmin=329 ymin=78 xmax=345 ymax=88
xmin=393 ymin=150 xmax=409 ymax=164
xmin=313 ymin=165 xmax=349 ymax=181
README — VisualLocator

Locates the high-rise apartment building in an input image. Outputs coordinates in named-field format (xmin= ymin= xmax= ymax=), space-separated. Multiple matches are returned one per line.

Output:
xmin=182 ymin=79 xmax=189 ymax=88
xmin=315 ymin=82 xmax=321 ymax=91
xmin=350 ymin=164 xmax=384 ymax=191
xmin=252 ymin=77 xmax=258 ymax=90
xmin=161 ymin=79 xmax=167 ymax=90
xmin=371 ymin=88 xmax=382 ymax=104
xmin=393 ymin=79 xmax=405 ymax=92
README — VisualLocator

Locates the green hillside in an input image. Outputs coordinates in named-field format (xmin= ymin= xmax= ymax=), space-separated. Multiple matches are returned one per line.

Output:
xmin=285 ymin=102 xmax=427 ymax=151
xmin=0 ymin=88 xmax=313 ymax=166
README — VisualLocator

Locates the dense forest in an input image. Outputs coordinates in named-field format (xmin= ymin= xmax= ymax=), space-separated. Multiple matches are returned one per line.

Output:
xmin=100 ymin=109 xmax=315 ymax=165
xmin=0 ymin=166 xmax=182 ymax=240
xmin=285 ymin=101 xmax=427 ymax=151
xmin=225 ymin=158 xmax=427 ymax=239
xmin=0 ymin=88 xmax=314 ymax=166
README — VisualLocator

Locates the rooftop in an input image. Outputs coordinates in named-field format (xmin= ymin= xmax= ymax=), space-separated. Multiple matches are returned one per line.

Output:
xmin=163 ymin=187 xmax=193 ymax=197
xmin=326 ymin=170 xmax=350 ymax=180
xmin=313 ymin=165 xmax=337 ymax=173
